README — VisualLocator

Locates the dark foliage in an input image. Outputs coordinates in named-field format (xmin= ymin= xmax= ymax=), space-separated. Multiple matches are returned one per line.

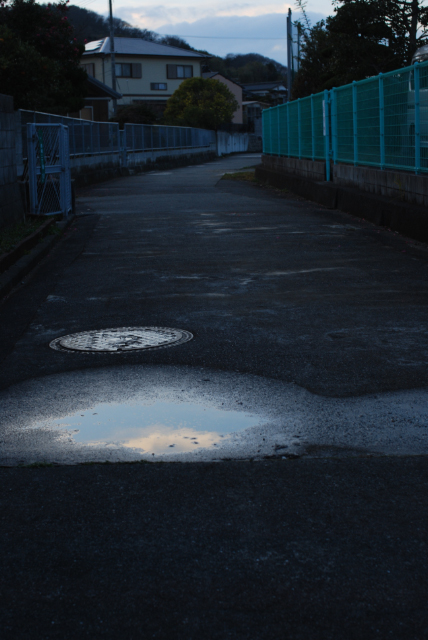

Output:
xmin=0 ymin=0 xmax=87 ymax=112
xmin=163 ymin=77 xmax=238 ymax=130
xmin=109 ymin=103 xmax=158 ymax=128
xmin=292 ymin=0 xmax=428 ymax=98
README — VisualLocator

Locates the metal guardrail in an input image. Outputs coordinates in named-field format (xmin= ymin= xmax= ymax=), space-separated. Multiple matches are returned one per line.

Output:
xmin=123 ymin=123 xmax=215 ymax=153
xmin=20 ymin=111 xmax=216 ymax=163
xmin=20 ymin=111 xmax=119 ymax=159
xmin=262 ymin=59 xmax=428 ymax=177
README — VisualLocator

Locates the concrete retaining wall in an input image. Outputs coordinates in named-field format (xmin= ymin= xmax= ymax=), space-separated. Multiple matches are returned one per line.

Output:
xmin=126 ymin=144 xmax=217 ymax=169
xmin=262 ymin=155 xmax=326 ymax=182
xmin=256 ymin=156 xmax=428 ymax=243
xmin=0 ymin=95 xmax=24 ymax=230
xmin=333 ymin=164 xmax=428 ymax=207
xmin=217 ymin=132 xmax=249 ymax=156
xmin=72 ymin=149 xmax=218 ymax=188
xmin=262 ymin=154 xmax=428 ymax=207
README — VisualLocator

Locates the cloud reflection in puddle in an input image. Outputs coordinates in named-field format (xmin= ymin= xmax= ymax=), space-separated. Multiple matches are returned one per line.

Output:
xmin=51 ymin=400 xmax=261 ymax=454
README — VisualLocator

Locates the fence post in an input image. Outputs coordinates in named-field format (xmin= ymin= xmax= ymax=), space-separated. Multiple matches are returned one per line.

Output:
xmin=277 ymin=106 xmax=281 ymax=156
xmin=311 ymin=94 xmax=315 ymax=161
xmin=414 ymin=61 xmax=421 ymax=174
xmin=262 ymin=110 xmax=265 ymax=153
xmin=298 ymin=98 xmax=301 ymax=159
xmin=71 ymin=122 xmax=76 ymax=156
xmin=287 ymin=103 xmax=290 ymax=157
xmin=331 ymin=88 xmax=337 ymax=164
xmin=352 ymin=81 xmax=358 ymax=166
xmin=379 ymin=73 xmax=385 ymax=170
xmin=81 ymin=122 xmax=85 ymax=156
xmin=27 ymin=124 xmax=37 ymax=215
xmin=323 ymin=90 xmax=331 ymax=182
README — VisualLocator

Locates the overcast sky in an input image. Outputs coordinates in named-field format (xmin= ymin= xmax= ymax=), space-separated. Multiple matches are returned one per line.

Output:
xmin=72 ymin=0 xmax=335 ymax=65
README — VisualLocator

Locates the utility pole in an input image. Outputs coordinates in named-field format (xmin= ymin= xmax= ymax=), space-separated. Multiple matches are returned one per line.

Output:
xmin=109 ymin=0 xmax=117 ymax=113
xmin=286 ymin=9 xmax=292 ymax=102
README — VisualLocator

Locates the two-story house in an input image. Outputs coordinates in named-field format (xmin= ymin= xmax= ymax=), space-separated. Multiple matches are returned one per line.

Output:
xmin=82 ymin=37 xmax=208 ymax=118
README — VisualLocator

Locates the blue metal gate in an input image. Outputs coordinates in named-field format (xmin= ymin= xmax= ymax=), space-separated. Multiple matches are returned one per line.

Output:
xmin=27 ymin=123 xmax=71 ymax=216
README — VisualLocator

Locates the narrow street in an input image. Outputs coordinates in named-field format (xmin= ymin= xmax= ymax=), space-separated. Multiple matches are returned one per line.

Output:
xmin=1 ymin=154 xmax=428 ymax=638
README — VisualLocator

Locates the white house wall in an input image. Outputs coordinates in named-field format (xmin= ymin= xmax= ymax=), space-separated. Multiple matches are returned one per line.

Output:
xmin=84 ymin=56 xmax=203 ymax=115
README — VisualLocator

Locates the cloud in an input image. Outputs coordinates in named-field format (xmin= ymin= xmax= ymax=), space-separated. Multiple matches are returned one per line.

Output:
xmin=109 ymin=2 xmax=327 ymax=65
xmin=114 ymin=2 xmax=294 ymax=30
xmin=128 ymin=12 xmax=324 ymax=64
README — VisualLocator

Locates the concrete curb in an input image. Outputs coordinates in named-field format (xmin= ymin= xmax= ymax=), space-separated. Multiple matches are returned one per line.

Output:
xmin=0 ymin=216 xmax=74 ymax=300
xmin=255 ymin=165 xmax=428 ymax=243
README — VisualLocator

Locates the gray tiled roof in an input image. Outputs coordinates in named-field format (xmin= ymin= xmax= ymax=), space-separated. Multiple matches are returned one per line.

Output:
xmin=84 ymin=37 xmax=206 ymax=58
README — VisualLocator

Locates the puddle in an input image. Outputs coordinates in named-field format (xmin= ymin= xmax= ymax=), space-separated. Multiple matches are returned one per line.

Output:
xmin=50 ymin=400 xmax=261 ymax=454
xmin=2 ymin=364 xmax=428 ymax=465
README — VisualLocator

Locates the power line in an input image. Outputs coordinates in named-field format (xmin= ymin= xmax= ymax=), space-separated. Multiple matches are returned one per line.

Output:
xmin=160 ymin=35 xmax=284 ymax=40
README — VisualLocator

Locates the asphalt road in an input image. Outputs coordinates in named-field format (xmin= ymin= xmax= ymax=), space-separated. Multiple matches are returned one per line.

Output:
xmin=1 ymin=154 xmax=428 ymax=638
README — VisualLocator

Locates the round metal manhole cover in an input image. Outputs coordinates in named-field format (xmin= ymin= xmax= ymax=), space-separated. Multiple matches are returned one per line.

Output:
xmin=49 ymin=327 xmax=193 ymax=353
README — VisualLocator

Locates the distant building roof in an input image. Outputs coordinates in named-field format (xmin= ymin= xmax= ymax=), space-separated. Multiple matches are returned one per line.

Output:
xmin=202 ymin=71 xmax=242 ymax=89
xmin=242 ymin=81 xmax=286 ymax=92
xmin=84 ymin=37 xmax=207 ymax=59
xmin=243 ymin=100 xmax=270 ymax=107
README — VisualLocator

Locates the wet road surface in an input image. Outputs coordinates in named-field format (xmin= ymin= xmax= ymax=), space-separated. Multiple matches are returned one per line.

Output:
xmin=1 ymin=154 xmax=428 ymax=637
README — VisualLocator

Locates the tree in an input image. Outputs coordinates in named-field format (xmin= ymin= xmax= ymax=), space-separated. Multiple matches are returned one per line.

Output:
xmin=163 ymin=77 xmax=238 ymax=130
xmin=0 ymin=0 xmax=87 ymax=112
xmin=291 ymin=0 xmax=428 ymax=98
xmin=110 ymin=104 xmax=158 ymax=128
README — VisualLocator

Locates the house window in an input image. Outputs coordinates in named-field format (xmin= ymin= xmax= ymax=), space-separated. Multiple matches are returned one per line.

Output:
xmin=115 ymin=63 xmax=142 ymax=78
xmin=151 ymin=83 xmax=167 ymax=90
xmin=81 ymin=63 xmax=95 ymax=78
xmin=167 ymin=65 xmax=193 ymax=79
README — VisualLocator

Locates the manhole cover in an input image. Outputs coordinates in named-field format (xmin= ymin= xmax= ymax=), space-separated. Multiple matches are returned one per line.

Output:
xmin=49 ymin=327 xmax=193 ymax=353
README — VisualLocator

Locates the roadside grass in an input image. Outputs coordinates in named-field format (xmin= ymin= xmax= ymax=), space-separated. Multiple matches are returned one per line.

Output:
xmin=221 ymin=170 xmax=259 ymax=183
xmin=0 ymin=218 xmax=46 ymax=257
xmin=221 ymin=169 xmax=289 ymax=194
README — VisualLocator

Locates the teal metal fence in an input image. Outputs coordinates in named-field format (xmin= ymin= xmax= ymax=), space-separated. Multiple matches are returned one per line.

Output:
xmin=263 ymin=59 xmax=428 ymax=176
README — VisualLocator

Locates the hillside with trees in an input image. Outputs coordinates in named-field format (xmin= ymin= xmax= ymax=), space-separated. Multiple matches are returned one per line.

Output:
xmin=204 ymin=54 xmax=286 ymax=84
xmin=67 ymin=5 xmax=201 ymax=52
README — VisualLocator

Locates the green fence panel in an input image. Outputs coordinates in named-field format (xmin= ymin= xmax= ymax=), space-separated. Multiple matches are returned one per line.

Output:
xmin=383 ymin=68 xmax=412 ymax=169
xmin=300 ymin=96 xmax=312 ymax=158
xmin=357 ymin=78 xmax=381 ymax=166
xmin=288 ymin=100 xmax=300 ymax=157
xmin=419 ymin=63 xmax=428 ymax=170
xmin=313 ymin=93 xmax=325 ymax=159
xmin=278 ymin=103 xmax=288 ymax=155
xmin=261 ymin=58 xmax=428 ymax=175
xmin=335 ymin=85 xmax=354 ymax=163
